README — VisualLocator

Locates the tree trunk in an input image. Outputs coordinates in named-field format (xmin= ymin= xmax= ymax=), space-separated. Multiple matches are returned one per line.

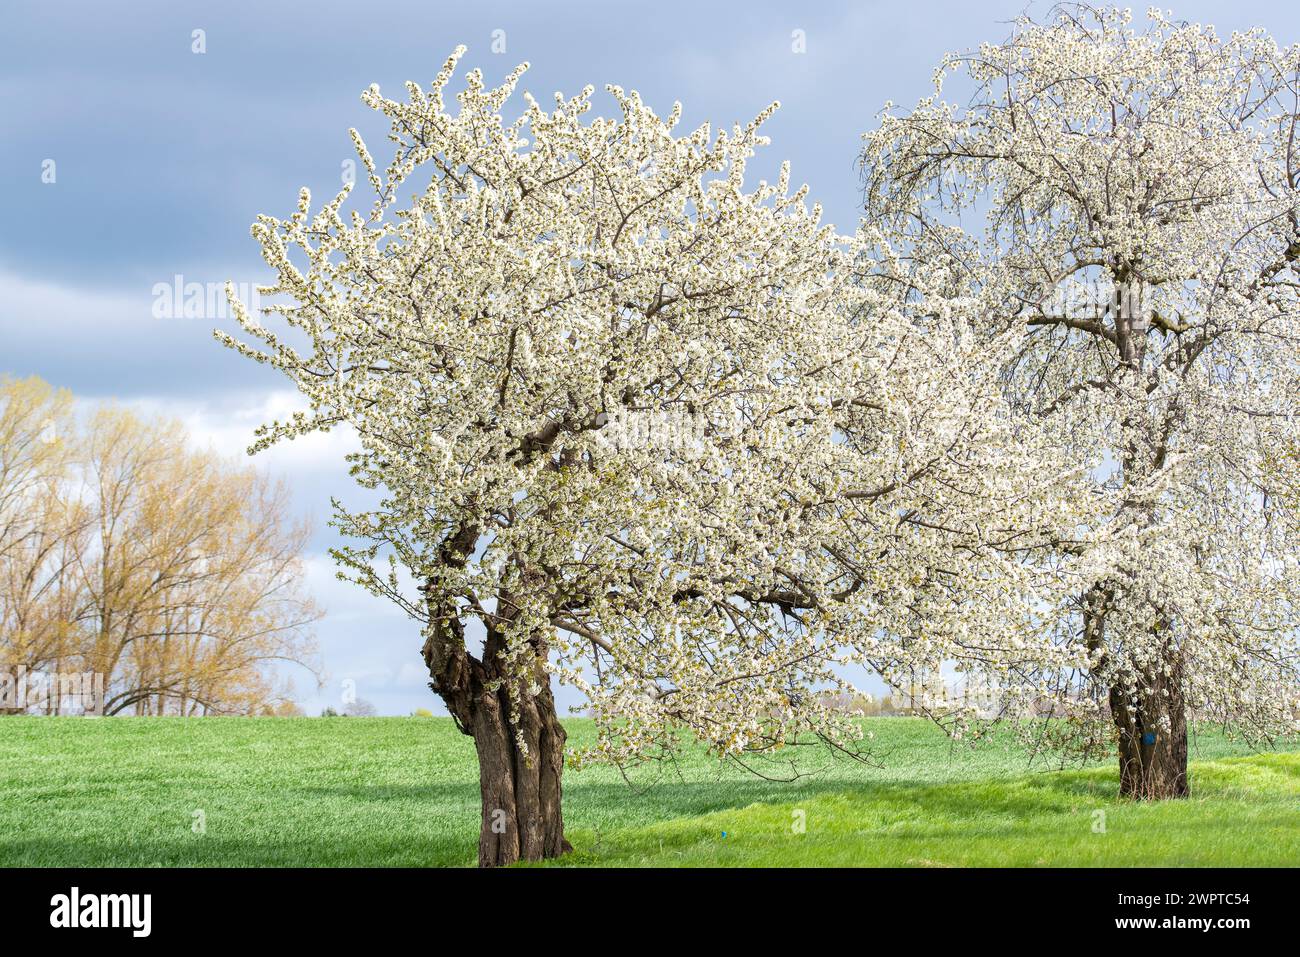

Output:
xmin=1086 ymin=587 xmax=1189 ymax=800
xmin=470 ymin=671 xmax=571 ymax=867
xmin=1109 ymin=650 xmax=1189 ymax=800
xmin=421 ymin=589 xmax=572 ymax=867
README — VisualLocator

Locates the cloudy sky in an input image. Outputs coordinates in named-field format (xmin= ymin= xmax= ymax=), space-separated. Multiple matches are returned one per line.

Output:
xmin=2 ymin=0 xmax=1294 ymax=715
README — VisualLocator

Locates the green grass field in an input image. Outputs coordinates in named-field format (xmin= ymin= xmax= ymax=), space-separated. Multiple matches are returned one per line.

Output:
xmin=0 ymin=716 xmax=1296 ymax=867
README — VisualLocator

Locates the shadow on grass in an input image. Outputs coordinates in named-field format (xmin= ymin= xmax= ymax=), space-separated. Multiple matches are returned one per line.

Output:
xmin=8 ymin=753 xmax=1292 ymax=868
xmin=294 ymin=763 xmax=1119 ymax=829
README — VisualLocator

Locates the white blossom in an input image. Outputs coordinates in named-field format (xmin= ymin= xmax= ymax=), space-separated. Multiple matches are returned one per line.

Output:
xmin=860 ymin=5 xmax=1300 ymax=768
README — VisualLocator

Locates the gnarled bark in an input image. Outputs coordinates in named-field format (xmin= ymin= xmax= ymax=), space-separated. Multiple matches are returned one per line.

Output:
xmin=1110 ymin=650 xmax=1189 ymax=800
xmin=421 ymin=587 xmax=571 ymax=867
xmin=1085 ymin=586 xmax=1189 ymax=800
xmin=469 ymin=667 xmax=570 ymax=867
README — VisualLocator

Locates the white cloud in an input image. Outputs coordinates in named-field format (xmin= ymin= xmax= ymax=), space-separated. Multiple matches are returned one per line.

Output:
xmin=121 ymin=389 xmax=360 ymax=473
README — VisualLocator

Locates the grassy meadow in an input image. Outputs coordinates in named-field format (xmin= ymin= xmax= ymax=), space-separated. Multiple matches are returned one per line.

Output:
xmin=0 ymin=716 xmax=1296 ymax=867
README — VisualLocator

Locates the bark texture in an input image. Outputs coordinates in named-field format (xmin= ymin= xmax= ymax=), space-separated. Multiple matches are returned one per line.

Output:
xmin=421 ymin=572 xmax=571 ymax=866
xmin=466 ymin=662 xmax=570 ymax=866
xmin=1109 ymin=651 xmax=1189 ymax=800
xmin=1085 ymin=587 xmax=1190 ymax=800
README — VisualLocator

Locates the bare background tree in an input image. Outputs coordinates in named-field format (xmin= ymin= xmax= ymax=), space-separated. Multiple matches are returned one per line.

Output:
xmin=0 ymin=375 xmax=321 ymax=716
